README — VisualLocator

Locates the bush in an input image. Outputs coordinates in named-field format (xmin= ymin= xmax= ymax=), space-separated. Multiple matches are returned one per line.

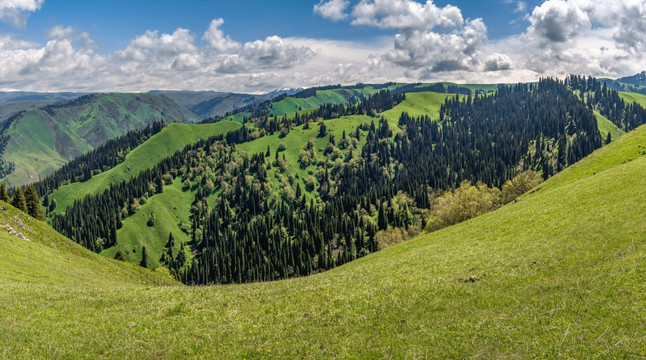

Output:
xmin=501 ymin=170 xmax=543 ymax=203
xmin=114 ymin=250 xmax=125 ymax=261
xmin=425 ymin=180 xmax=500 ymax=232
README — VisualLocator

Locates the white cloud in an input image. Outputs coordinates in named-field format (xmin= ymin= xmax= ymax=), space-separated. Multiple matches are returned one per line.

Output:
xmin=483 ymin=53 xmax=513 ymax=71
xmin=351 ymin=0 xmax=463 ymax=30
xmin=3 ymin=2 xmax=646 ymax=93
xmin=47 ymin=25 xmax=74 ymax=40
xmin=202 ymin=18 xmax=240 ymax=53
xmin=526 ymin=0 xmax=590 ymax=43
xmin=0 ymin=0 xmax=43 ymax=28
xmin=314 ymin=0 xmax=349 ymax=21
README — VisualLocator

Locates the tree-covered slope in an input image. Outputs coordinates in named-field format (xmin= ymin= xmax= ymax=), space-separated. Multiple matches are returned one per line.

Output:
xmin=1 ymin=122 xmax=645 ymax=358
xmin=49 ymin=79 xmax=610 ymax=285
xmin=48 ymin=121 xmax=241 ymax=213
xmin=0 ymin=93 xmax=199 ymax=186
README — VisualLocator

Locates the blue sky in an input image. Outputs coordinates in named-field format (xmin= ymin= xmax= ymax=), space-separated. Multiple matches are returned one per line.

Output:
xmin=0 ymin=0 xmax=644 ymax=92
xmin=7 ymin=0 xmax=542 ymax=52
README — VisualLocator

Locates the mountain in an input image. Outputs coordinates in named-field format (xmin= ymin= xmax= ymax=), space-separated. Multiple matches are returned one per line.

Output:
xmin=1 ymin=116 xmax=645 ymax=357
xmin=0 ymin=91 xmax=87 ymax=122
xmin=150 ymin=90 xmax=277 ymax=120
xmin=32 ymin=77 xmax=646 ymax=286
xmin=600 ymin=71 xmax=646 ymax=95
xmin=617 ymin=71 xmax=646 ymax=86
xmin=0 ymin=93 xmax=199 ymax=187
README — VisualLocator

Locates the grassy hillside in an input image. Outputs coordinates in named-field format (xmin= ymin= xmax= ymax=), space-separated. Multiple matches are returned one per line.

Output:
xmin=1 ymin=93 xmax=199 ymax=187
xmin=49 ymin=121 xmax=241 ymax=213
xmin=595 ymin=111 xmax=624 ymax=141
xmin=382 ymin=91 xmax=457 ymax=123
xmin=268 ymin=86 xmax=401 ymax=117
xmin=619 ymin=91 xmax=646 ymax=107
xmin=103 ymin=177 xmax=194 ymax=269
xmin=1 ymin=123 xmax=645 ymax=358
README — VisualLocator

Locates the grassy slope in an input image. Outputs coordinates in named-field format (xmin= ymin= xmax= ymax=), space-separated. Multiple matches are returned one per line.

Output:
xmin=49 ymin=121 xmax=241 ymax=213
xmin=382 ymin=91 xmax=456 ymax=124
xmin=1 ymin=93 xmax=200 ymax=187
xmin=112 ymin=92 xmax=461 ymax=262
xmin=536 ymin=121 xmax=646 ymax=192
xmin=595 ymin=111 xmax=624 ymax=141
xmin=1 ymin=124 xmax=645 ymax=358
xmin=2 ymin=109 xmax=92 ymax=185
xmin=619 ymin=91 xmax=646 ymax=108
xmin=104 ymin=178 xmax=194 ymax=269
xmin=2 ymin=119 xmax=646 ymax=358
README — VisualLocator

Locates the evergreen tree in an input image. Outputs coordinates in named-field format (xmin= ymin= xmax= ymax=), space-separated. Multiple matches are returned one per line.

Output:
xmin=605 ymin=132 xmax=612 ymax=145
xmin=10 ymin=187 xmax=27 ymax=212
xmin=49 ymin=199 xmax=57 ymax=213
xmin=114 ymin=250 xmax=125 ymax=261
xmin=140 ymin=246 xmax=148 ymax=268
xmin=0 ymin=183 xmax=8 ymax=202
xmin=318 ymin=122 xmax=327 ymax=138
xmin=24 ymin=185 xmax=44 ymax=220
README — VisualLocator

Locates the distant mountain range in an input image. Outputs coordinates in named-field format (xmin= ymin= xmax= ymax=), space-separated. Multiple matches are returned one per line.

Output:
xmin=0 ymin=93 xmax=198 ymax=186
xmin=150 ymin=88 xmax=300 ymax=120
xmin=0 ymin=91 xmax=87 ymax=122
xmin=601 ymin=71 xmax=646 ymax=95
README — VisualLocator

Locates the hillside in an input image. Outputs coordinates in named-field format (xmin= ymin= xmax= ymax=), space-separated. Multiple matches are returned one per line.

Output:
xmin=150 ymin=90 xmax=271 ymax=119
xmin=1 ymin=93 xmax=199 ymax=186
xmin=1 ymin=122 xmax=645 ymax=358
xmin=45 ymin=79 xmax=618 ymax=287
xmin=0 ymin=91 xmax=86 ymax=122
xmin=48 ymin=121 xmax=241 ymax=213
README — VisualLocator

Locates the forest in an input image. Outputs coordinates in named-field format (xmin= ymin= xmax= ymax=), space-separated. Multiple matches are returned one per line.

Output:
xmin=24 ymin=77 xmax=636 ymax=284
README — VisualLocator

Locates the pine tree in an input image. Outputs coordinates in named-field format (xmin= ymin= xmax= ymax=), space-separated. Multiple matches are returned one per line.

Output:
xmin=140 ymin=246 xmax=148 ymax=268
xmin=605 ymin=132 xmax=612 ymax=145
xmin=114 ymin=250 xmax=125 ymax=261
xmin=24 ymin=185 xmax=44 ymax=220
xmin=10 ymin=187 xmax=27 ymax=212
xmin=0 ymin=183 xmax=8 ymax=202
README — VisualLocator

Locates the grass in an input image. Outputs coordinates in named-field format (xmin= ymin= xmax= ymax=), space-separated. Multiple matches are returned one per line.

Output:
xmin=49 ymin=121 xmax=241 ymax=213
xmin=1 ymin=93 xmax=199 ymax=187
xmin=381 ymin=91 xmax=457 ymax=124
xmin=237 ymin=114 xmax=373 ymax=201
xmin=537 ymin=121 xmax=646 ymax=192
xmin=1 ymin=122 xmax=645 ymax=358
xmin=595 ymin=110 xmax=624 ymax=141
xmin=103 ymin=178 xmax=194 ymax=269
xmin=619 ymin=91 xmax=646 ymax=108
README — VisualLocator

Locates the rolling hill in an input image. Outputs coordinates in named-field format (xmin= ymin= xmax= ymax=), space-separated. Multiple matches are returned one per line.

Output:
xmin=48 ymin=121 xmax=242 ymax=214
xmin=0 ymin=93 xmax=199 ymax=187
xmin=45 ymin=78 xmax=626 ymax=287
xmin=1 ymin=121 xmax=645 ymax=358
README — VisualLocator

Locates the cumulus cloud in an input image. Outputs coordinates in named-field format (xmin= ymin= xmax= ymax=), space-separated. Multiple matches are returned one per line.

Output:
xmin=526 ymin=0 xmax=590 ymax=43
xmin=324 ymin=0 xmax=488 ymax=74
xmin=202 ymin=18 xmax=240 ymax=52
xmin=314 ymin=0 xmax=349 ymax=21
xmin=483 ymin=53 xmax=513 ymax=71
xmin=0 ymin=18 xmax=320 ymax=92
xmin=0 ymin=0 xmax=43 ymax=28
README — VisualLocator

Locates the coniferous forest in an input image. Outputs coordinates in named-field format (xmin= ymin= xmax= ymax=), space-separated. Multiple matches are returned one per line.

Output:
xmin=30 ymin=77 xmax=641 ymax=285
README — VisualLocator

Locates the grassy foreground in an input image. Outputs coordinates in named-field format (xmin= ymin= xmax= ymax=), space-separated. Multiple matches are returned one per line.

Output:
xmin=1 ymin=118 xmax=645 ymax=358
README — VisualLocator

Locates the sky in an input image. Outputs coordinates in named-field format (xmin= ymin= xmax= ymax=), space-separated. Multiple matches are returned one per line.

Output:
xmin=1 ymin=0 xmax=645 ymax=93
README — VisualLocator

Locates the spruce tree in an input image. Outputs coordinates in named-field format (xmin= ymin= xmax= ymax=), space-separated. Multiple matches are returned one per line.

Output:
xmin=24 ymin=185 xmax=44 ymax=220
xmin=0 ymin=183 xmax=8 ymax=202
xmin=10 ymin=187 xmax=27 ymax=212
xmin=605 ymin=132 xmax=612 ymax=145
xmin=140 ymin=246 xmax=148 ymax=268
